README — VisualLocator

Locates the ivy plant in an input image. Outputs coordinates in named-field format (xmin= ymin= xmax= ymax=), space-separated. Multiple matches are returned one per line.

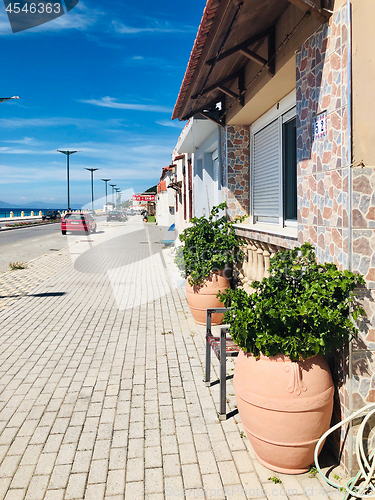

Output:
xmin=174 ymin=202 xmax=245 ymax=286
xmin=218 ymin=243 xmax=366 ymax=361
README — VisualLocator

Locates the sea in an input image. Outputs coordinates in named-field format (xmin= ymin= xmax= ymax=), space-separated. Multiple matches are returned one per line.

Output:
xmin=0 ymin=208 xmax=62 ymax=218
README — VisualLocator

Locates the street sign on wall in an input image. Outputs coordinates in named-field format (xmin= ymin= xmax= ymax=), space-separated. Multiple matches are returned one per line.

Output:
xmin=133 ymin=194 xmax=155 ymax=202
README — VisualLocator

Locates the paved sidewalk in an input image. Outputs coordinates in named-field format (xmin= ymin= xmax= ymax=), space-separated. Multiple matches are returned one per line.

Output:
xmin=0 ymin=217 xmax=341 ymax=499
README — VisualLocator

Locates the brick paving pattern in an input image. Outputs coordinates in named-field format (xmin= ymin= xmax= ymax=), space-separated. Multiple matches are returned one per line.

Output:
xmin=0 ymin=218 xmax=339 ymax=499
xmin=0 ymin=251 xmax=71 ymax=311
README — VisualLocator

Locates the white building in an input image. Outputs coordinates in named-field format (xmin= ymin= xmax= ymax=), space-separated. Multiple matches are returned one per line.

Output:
xmin=156 ymin=165 xmax=175 ymax=228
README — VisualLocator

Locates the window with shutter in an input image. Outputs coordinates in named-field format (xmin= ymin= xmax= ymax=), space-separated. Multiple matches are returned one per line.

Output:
xmin=250 ymin=92 xmax=296 ymax=227
xmin=253 ymin=118 xmax=281 ymax=223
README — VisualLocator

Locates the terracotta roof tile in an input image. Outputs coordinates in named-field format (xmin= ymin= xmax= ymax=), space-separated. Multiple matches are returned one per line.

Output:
xmin=172 ymin=0 xmax=220 ymax=121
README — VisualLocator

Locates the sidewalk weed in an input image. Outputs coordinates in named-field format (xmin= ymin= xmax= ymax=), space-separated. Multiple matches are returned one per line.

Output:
xmin=309 ymin=466 xmax=318 ymax=477
xmin=268 ymin=477 xmax=282 ymax=484
xmin=9 ymin=261 xmax=27 ymax=270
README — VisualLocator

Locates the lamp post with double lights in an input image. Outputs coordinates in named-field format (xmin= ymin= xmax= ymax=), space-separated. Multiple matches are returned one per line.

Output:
xmin=85 ymin=168 xmax=99 ymax=215
xmin=57 ymin=150 xmax=81 ymax=211
xmin=101 ymin=179 xmax=111 ymax=213
xmin=109 ymin=184 xmax=116 ymax=209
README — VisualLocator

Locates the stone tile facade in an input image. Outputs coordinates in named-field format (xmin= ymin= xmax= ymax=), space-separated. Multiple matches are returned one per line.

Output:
xmin=222 ymin=125 xmax=250 ymax=220
xmin=296 ymin=3 xmax=375 ymax=474
xmin=296 ymin=4 xmax=349 ymax=270
xmin=296 ymin=4 xmax=353 ymax=470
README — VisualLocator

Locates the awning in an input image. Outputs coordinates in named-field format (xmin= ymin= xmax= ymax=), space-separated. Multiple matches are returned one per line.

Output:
xmin=172 ymin=0 xmax=332 ymax=124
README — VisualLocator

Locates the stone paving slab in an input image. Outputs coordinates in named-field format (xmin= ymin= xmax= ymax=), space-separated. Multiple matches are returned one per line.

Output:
xmin=0 ymin=217 xmax=342 ymax=499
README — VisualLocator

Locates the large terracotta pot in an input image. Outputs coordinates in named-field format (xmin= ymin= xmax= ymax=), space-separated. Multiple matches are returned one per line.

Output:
xmin=185 ymin=273 xmax=230 ymax=325
xmin=234 ymin=350 xmax=334 ymax=474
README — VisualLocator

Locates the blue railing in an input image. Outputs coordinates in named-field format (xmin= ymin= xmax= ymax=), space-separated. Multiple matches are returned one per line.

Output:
xmin=0 ymin=211 xmax=42 ymax=217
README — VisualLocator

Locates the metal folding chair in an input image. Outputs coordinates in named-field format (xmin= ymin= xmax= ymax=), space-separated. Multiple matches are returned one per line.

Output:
xmin=205 ymin=308 xmax=240 ymax=420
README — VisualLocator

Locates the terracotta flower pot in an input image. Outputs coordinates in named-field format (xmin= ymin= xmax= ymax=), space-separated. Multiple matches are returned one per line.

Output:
xmin=234 ymin=350 xmax=334 ymax=474
xmin=185 ymin=273 xmax=230 ymax=325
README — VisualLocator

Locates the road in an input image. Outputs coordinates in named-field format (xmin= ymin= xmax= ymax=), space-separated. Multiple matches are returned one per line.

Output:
xmin=0 ymin=217 xmax=106 ymax=273
xmin=0 ymin=223 xmax=67 ymax=273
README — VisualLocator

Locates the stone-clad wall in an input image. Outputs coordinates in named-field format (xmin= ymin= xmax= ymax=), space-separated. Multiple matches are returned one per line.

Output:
xmin=296 ymin=4 xmax=349 ymax=269
xmin=295 ymin=4 xmax=353 ymax=469
xmin=296 ymin=3 xmax=375 ymax=473
xmin=222 ymin=125 xmax=250 ymax=220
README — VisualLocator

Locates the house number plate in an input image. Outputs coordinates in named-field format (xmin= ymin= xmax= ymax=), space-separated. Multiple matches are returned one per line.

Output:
xmin=312 ymin=111 xmax=327 ymax=140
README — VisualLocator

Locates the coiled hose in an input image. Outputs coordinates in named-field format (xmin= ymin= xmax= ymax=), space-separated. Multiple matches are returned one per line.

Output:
xmin=315 ymin=403 xmax=375 ymax=499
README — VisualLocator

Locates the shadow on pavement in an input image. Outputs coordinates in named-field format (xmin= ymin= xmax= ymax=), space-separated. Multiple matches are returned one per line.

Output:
xmin=73 ymin=228 xmax=169 ymax=274
xmin=0 ymin=292 xmax=66 ymax=299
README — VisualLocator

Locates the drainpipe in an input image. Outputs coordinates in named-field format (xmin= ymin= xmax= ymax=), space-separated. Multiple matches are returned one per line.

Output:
xmin=347 ymin=0 xmax=353 ymax=476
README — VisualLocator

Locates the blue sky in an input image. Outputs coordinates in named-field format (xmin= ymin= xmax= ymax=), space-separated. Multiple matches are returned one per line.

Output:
xmin=0 ymin=0 xmax=203 ymax=207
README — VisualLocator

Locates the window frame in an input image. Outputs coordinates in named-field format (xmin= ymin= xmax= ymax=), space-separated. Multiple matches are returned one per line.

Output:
xmin=250 ymin=90 xmax=296 ymax=228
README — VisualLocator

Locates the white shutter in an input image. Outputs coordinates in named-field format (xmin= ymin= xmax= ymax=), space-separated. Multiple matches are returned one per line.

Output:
xmin=253 ymin=118 xmax=281 ymax=218
xmin=212 ymin=150 xmax=219 ymax=207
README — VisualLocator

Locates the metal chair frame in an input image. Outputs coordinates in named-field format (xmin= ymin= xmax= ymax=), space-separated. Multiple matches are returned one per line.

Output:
xmin=205 ymin=307 xmax=240 ymax=420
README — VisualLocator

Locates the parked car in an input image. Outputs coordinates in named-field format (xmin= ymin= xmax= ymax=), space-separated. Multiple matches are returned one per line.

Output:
xmin=61 ymin=213 xmax=97 ymax=235
xmin=42 ymin=210 xmax=61 ymax=221
xmin=107 ymin=211 xmax=124 ymax=222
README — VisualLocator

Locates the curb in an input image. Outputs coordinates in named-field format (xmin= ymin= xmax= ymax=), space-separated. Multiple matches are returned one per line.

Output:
xmin=0 ymin=221 xmax=61 ymax=232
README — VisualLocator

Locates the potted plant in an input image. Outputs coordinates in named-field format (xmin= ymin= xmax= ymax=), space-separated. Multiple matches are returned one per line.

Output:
xmin=174 ymin=202 xmax=244 ymax=325
xmin=218 ymin=243 xmax=365 ymax=474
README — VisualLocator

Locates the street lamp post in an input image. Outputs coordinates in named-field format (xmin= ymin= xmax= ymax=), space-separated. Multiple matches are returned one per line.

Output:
xmin=115 ymin=188 xmax=121 ymax=209
xmin=57 ymin=150 xmax=81 ymax=210
xmin=101 ymin=179 xmax=111 ymax=213
xmin=85 ymin=168 xmax=99 ymax=215
xmin=109 ymin=184 xmax=116 ymax=208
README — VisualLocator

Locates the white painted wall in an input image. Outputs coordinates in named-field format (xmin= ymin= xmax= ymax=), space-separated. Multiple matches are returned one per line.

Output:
xmin=156 ymin=173 xmax=175 ymax=228
xmin=193 ymin=128 xmax=223 ymax=218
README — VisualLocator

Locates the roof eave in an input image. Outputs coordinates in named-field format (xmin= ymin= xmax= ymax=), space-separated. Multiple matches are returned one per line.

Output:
xmin=172 ymin=0 xmax=225 ymax=121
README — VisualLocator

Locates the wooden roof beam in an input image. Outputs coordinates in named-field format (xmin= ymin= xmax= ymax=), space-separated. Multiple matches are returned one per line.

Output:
xmin=191 ymin=69 xmax=242 ymax=99
xmin=239 ymin=48 xmax=268 ymax=67
xmin=205 ymin=25 xmax=275 ymax=77
xmin=217 ymin=85 xmax=239 ymax=100
xmin=206 ymin=27 xmax=272 ymax=67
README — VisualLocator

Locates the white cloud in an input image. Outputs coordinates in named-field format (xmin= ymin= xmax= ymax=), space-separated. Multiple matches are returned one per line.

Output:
xmin=156 ymin=120 xmax=184 ymax=129
xmin=111 ymin=19 xmax=194 ymax=35
xmin=80 ymin=96 xmax=172 ymax=114
xmin=0 ymin=117 xmax=126 ymax=129
xmin=0 ymin=1 xmax=101 ymax=35
xmin=1 ymin=136 xmax=36 ymax=144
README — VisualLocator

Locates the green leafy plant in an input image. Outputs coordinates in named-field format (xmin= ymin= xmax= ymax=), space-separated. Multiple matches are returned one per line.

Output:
xmin=174 ymin=202 xmax=245 ymax=286
xmin=309 ymin=466 xmax=318 ymax=477
xmin=268 ymin=476 xmax=282 ymax=484
xmin=218 ymin=243 xmax=365 ymax=361
xmin=9 ymin=261 xmax=27 ymax=270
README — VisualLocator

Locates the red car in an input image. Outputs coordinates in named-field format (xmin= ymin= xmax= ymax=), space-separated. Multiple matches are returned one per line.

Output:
xmin=61 ymin=213 xmax=97 ymax=235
